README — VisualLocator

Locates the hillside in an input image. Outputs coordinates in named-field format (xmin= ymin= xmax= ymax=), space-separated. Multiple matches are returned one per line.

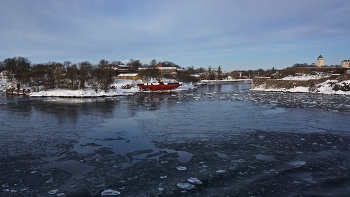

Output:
xmin=251 ymin=67 xmax=350 ymax=95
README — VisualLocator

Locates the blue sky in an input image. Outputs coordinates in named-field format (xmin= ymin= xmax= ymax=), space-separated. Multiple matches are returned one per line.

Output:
xmin=1 ymin=0 xmax=350 ymax=71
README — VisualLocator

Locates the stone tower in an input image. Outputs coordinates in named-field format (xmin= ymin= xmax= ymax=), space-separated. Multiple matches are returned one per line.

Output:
xmin=316 ymin=55 xmax=324 ymax=67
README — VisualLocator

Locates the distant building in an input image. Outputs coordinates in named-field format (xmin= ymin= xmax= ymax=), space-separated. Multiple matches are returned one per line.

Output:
xmin=117 ymin=73 xmax=140 ymax=80
xmin=316 ymin=55 xmax=324 ymax=67
xmin=139 ymin=63 xmax=179 ymax=78
xmin=342 ymin=60 xmax=350 ymax=68
xmin=112 ymin=64 xmax=130 ymax=74
xmin=0 ymin=70 xmax=8 ymax=79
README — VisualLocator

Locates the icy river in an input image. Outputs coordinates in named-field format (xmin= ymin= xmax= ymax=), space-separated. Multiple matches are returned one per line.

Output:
xmin=1 ymin=83 xmax=350 ymax=196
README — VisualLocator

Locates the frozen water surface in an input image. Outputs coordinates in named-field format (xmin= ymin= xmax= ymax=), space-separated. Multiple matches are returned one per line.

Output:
xmin=1 ymin=83 xmax=350 ymax=196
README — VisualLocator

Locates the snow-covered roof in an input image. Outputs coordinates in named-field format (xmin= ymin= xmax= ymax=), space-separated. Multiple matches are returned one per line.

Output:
xmin=138 ymin=67 xmax=178 ymax=70
xmin=118 ymin=73 xmax=138 ymax=77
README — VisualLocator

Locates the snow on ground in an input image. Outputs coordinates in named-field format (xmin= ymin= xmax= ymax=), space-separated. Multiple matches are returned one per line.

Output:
xmin=0 ymin=78 xmax=12 ymax=91
xmin=251 ymin=80 xmax=350 ymax=95
xmin=28 ymin=79 xmax=196 ymax=97
xmin=278 ymin=73 xmax=330 ymax=81
xmin=315 ymin=80 xmax=350 ymax=95
xmin=251 ymin=86 xmax=310 ymax=93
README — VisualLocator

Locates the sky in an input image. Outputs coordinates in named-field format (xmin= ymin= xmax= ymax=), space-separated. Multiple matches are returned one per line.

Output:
xmin=1 ymin=0 xmax=350 ymax=71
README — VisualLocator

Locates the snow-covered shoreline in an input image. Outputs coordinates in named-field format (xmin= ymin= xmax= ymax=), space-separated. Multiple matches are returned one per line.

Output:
xmin=251 ymin=79 xmax=350 ymax=95
xmin=1 ymin=79 xmax=196 ymax=97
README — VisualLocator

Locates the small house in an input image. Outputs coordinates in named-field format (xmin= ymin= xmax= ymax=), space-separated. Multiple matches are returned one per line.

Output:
xmin=117 ymin=73 xmax=140 ymax=80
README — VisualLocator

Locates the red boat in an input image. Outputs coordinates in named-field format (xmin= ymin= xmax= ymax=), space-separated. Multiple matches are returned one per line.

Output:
xmin=137 ymin=80 xmax=182 ymax=91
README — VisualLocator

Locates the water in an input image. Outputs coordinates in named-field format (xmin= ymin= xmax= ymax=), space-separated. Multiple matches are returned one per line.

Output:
xmin=1 ymin=84 xmax=350 ymax=196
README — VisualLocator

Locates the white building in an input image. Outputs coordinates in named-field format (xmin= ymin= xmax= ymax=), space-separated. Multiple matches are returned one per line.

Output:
xmin=342 ymin=60 xmax=350 ymax=68
xmin=316 ymin=55 xmax=324 ymax=67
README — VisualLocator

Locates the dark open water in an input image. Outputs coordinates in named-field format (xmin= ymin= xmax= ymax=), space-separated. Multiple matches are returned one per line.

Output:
xmin=1 ymin=83 xmax=350 ymax=196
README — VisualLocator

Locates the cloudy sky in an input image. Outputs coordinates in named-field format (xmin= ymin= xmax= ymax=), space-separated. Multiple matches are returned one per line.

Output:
xmin=1 ymin=0 xmax=349 ymax=71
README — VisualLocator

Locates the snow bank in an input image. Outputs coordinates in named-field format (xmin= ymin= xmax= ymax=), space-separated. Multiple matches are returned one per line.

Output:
xmin=279 ymin=73 xmax=330 ymax=81
xmin=0 ymin=79 xmax=12 ymax=91
xmin=251 ymin=80 xmax=350 ymax=95
xmin=28 ymin=79 xmax=195 ymax=97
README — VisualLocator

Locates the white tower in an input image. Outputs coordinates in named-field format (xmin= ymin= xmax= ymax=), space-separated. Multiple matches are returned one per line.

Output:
xmin=316 ymin=55 xmax=324 ymax=67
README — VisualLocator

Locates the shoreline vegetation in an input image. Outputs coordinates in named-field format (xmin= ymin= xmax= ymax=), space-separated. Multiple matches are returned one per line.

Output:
xmin=1 ymin=56 xmax=350 ymax=97
xmin=1 ymin=79 xmax=196 ymax=98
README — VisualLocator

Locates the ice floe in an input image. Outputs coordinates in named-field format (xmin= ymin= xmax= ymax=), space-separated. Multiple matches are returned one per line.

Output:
xmin=176 ymin=166 xmax=187 ymax=170
xmin=48 ymin=189 xmax=58 ymax=195
xmin=188 ymin=177 xmax=202 ymax=184
xmin=176 ymin=182 xmax=195 ymax=190
xmin=288 ymin=161 xmax=306 ymax=167
xmin=101 ymin=189 xmax=121 ymax=196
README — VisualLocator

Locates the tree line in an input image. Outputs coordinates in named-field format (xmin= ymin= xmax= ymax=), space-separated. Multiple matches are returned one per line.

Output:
xmin=0 ymin=57 xmax=189 ymax=91
xmin=0 ymin=56 xmax=278 ymax=91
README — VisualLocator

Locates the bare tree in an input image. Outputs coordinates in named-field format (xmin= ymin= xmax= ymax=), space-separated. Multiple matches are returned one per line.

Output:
xmin=127 ymin=59 xmax=141 ymax=73
xmin=78 ymin=61 xmax=93 ymax=90
xmin=66 ymin=64 xmax=79 ymax=90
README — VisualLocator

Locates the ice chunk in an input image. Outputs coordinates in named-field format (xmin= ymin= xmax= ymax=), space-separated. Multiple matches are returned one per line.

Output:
xmin=176 ymin=166 xmax=187 ymax=171
xmin=101 ymin=189 xmax=121 ymax=196
xmin=158 ymin=187 xmax=164 ymax=191
xmin=288 ymin=161 xmax=306 ymax=167
xmin=188 ymin=177 xmax=202 ymax=185
xmin=46 ymin=178 xmax=53 ymax=183
xmin=48 ymin=189 xmax=58 ymax=195
xmin=57 ymin=193 xmax=66 ymax=196
xmin=176 ymin=183 xmax=195 ymax=190
xmin=160 ymin=175 xmax=167 ymax=179
xmin=216 ymin=170 xmax=226 ymax=173
xmin=2 ymin=184 xmax=9 ymax=188
xmin=20 ymin=187 xmax=29 ymax=192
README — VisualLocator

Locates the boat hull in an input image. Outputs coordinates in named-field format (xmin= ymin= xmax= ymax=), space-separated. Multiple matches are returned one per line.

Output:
xmin=137 ymin=83 xmax=181 ymax=91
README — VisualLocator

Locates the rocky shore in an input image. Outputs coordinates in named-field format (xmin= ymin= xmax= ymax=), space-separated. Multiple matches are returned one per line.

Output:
xmin=251 ymin=67 xmax=350 ymax=95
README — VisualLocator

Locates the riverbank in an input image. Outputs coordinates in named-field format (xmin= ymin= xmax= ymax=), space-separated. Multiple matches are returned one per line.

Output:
xmin=251 ymin=77 xmax=350 ymax=95
xmin=0 ymin=79 xmax=196 ymax=97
